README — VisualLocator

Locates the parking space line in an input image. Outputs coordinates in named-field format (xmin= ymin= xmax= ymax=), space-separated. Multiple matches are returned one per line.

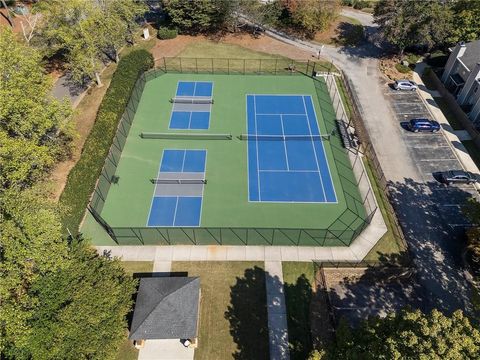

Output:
xmin=417 ymin=158 xmax=458 ymax=162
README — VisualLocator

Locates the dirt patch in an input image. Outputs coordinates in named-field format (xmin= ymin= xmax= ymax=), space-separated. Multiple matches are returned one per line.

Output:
xmin=151 ymin=35 xmax=201 ymax=60
xmin=48 ymin=64 xmax=117 ymax=201
xmin=379 ymin=56 xmax=413 ymax=81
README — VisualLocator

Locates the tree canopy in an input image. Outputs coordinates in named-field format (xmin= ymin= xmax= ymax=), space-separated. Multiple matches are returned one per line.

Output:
xmin=0 ymin=27 xmax=73 ymax=189
xmin=34 ymin=0 xmax=147 ymax=85
xmin=374 ymin=0 xmax=480 ymax=54
xmin=330 ymin=309 xmax=480 ymax=359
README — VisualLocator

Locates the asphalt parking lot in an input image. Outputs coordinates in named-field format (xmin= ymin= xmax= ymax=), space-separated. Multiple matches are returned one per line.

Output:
xmin=384 ymin=87 xmax=479 ymax=230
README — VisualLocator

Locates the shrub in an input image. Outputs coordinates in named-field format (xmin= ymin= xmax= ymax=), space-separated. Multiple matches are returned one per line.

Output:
xmin=59 ymin=49 xmax=154 ymax=234
xmin=157 ymin=27 xmax=178 ymax=40
xmin=353 ymin=0 xmax=371 ymax=10
xmin=395 ymin=63 xmax=411 ymax=74
xmin=426 ymin=51 xmax=448 ymax=68
xmin=405 ymin=53 xmax=421 ymax=64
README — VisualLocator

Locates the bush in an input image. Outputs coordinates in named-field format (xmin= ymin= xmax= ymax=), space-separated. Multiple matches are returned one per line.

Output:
xmin=405 ymin=53 xmax=421 ymax=64
xmin=353 ymin=0 xmax=371 ymax=9
xmin=59 ymin=49 xmax=154 ymax=234
xmin=426 ymin=51 xmax=448 ymax=68
xmin=157 ymin=27 xmax=178 ymax=40
xmin=395 ymin=63 xmax=411 ymax=74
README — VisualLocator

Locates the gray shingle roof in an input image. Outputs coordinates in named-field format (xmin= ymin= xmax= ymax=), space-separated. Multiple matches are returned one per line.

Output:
xmin=461 ymin=40 xmax=480 ymax=71
xmin=129 ymin=277 xmax=200 ymax=340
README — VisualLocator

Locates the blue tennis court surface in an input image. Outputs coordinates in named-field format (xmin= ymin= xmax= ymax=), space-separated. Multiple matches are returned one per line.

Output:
xmin=169 ymin=81 xmax=213 ymax=130
xmin=147 ymin=149 xmax=206 ymax=226
xmin=246 ymin=95 xmax=337 ymax=203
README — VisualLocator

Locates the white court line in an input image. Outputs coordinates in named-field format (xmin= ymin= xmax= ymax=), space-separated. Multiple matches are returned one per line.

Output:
xmin=180 ymin=149 xmax=187 ymax=172
xmin=279 ymin=114 xmax=290 ymax=171
xmin=259 ymin=169 xmax=319 ymax=173
xmin=171 ymin=196 xmax=180 ymax=226
xmin=302 ymin=96 xmax=326 ymax=201
xmin=305 ymin=94 xmax=338 ymax=203
xmin=253 ymin=95 xmax=261 ymax=201
xmin=256 ymin=113 xmax=305 ymax=116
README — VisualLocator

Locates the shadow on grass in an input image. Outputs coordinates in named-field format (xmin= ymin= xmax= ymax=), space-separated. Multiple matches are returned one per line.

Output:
xmin=284 ymin=274 xmax=313 ymax=360
xmin=225 ymin=266 xmax=270 ymax=360
xmin=333 ymin=22 xmax=364 ymax=47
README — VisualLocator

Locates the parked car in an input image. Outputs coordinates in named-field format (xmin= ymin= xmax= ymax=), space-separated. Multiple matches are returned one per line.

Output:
xmin=393 ymin=80 xmax=418 ymax=91
xmin=439 ymin=170 xmax=479 ymax=185
xmin=408 ymin=118 xmax=441 ymax=132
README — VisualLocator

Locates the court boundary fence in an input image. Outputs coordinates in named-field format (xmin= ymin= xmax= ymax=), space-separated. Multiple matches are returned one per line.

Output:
xmin=85 ymin=59 xmax=395 ymax=247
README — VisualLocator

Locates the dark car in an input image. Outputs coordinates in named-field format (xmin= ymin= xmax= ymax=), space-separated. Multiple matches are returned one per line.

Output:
xmin=439 ymin=170 xmax=479 ymax=185
xmin=408 ymin=118 xmax=441 ymax=133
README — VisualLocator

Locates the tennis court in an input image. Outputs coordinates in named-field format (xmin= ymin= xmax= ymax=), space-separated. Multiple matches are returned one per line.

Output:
xmin=169 ymin=81 xmax=213 ymax=130
xmin=246 ymin=94 xmax=336 ymax=203
xmin=147 ymin=149 xmax=206 ymax=226
xmin=85 ymin=73 xmax=368 ymax=246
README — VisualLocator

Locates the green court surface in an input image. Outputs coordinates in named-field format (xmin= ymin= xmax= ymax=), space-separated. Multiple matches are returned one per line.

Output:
xmin=85 ymin=72 xmax=367 ymax=246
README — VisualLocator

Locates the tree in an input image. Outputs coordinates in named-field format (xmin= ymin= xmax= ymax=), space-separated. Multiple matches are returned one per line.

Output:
xmin=374 ymin=0 xmax=453 ymax=55
xmin=0 ymin=188 xmax=136 ymax=359
xmin=0 ymin=187 xmax=68 ymax=357
xmin=162 ymin=0 xmax=232 ymax=34
xmin=282 ymin=0 xmax=340 ymax=39
xmin=0 ymin=27 xmax=73 ymax=189
xmin=34 ymin=0 xmax=147 ymax=85
xmin=331 ymin=309 xmax=480 ymax=359
xmin=450 ymin=0 xmax=480 ymax=43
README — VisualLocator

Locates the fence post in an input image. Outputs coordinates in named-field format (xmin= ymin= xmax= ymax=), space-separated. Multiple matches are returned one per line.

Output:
xmin=259 ymin=59 xmax=262 ymax=74
xmin=195 ymin=58 xmax=198 ymax=74
xmin=227 ymin=58 xmax=230 ymax=75
xmin=275 ymin=59 xmax=278 ymax=75
xmin=179 ymin=58 xmax=182 ymax=73
xmin=163 ymin=57 xmax=167 ymax=72
xmin=211 ymin=58 xmax=214 ymax=74
xmin=243 ymin=59 xmax=246 ymax=75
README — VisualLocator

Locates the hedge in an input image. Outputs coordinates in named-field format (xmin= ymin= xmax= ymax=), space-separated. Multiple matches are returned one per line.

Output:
xmin=157 ymin=27 xmax=178 ymax=40
xmin=60 ymin=49 xmax=154 ymax=234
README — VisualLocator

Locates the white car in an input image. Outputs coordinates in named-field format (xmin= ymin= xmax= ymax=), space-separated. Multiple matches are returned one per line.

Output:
xmin=393 ymin=80 xmax=418 ymax=91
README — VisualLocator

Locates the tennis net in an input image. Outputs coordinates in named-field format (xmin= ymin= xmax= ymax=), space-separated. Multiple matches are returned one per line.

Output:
xmin=141 ymin=132 xmax=232 ymax=140
xmin=170 ymin=97 xmax=213 ymax=104
xmin=151 ymin=178 xmax=207 ymax=185
xmin=238 ymin=134 xmax=330 ymax=141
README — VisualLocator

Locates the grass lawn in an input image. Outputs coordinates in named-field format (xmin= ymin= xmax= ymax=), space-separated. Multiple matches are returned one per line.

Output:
xmin=282 ymin=262 xmax=316 ymax=360
xmin=176 ymin=40 xmax=337 ymax=73
xmin=461 ymin=140 xmax=480 ymax=170
xmin=362 ymin=158 xmax=407 ymax=262
xmin=170 ymin=261 xmax=269 ymax=360
xmin=114 ymin=261 xmax=154 ymax=360
xmin=433 ymin=97 xmax=464 ymax=130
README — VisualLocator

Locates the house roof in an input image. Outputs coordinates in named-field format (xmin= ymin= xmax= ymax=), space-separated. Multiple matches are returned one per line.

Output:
xmin=460 ymin=40 xmax=480 ymax=71
xmin=129 ymin=277 xmax=200 ymax=340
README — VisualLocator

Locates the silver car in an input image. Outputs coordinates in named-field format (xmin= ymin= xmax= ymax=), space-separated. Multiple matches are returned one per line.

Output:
xmin=393 ymin=80 xmax=418 ymax=91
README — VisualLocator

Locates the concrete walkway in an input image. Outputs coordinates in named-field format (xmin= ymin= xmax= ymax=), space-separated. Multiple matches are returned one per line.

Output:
xmin=264 ymin=261 xmax=290 ymax=360
xmin=138 ymin=339 xmax=194 ymax=360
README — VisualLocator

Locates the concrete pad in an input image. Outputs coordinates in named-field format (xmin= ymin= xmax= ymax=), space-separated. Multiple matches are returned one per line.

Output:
xmin=155 ymin=247 xmax=173 ymax=261
xmin=314 ymin=247 xmax=334 ymax=261
xmin=206 ymin=246 xmax=227 ymax=261
xmin=153 ymin=261 xmax=172 ymax=274
xmin=280 ymin=246 xmax=299 ymax=262
xmin=245 ymin=246 xmax=265 ymax=261
xmin=297 ymin=247 xmax=315 ymax=261
xmin=188 ymin=246 xmax=208 ymax=261
xmin=264 ymin=247 xmax=282 ymax=261
xmin=138 ymin=339 xmax=194 ymax=360
xmin=226 ymin=246 xmax=247 ymax=261
xmin=172 ymin=246 xmax=192 ymax=261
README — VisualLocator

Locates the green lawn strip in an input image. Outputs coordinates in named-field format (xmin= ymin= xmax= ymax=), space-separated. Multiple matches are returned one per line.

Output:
xmin=170 ymin=261 xmax=269 ymax=360
xmin=282 ymin=262 xmax=316 ymax=360
xmin=433 ymin=97 xmax=464 ymax=130
xmin=461 ymin=140 xmax=480 ymax=170
xmin=59 ymin=50 xmax=154 ymax=234
xmin=175 ymin=40 xmax=336 ymax=73
xmin=114 ymin=261 xmax=154 ymax=360
xmin=335 ymin=76 xmax=352 ymax=119
xmin=362 ymin=157 xmax=406 ymax=261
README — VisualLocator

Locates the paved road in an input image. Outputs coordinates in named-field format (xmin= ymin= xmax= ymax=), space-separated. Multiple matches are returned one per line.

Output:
xmin=265 ymin=9 xmax=475 ymax=314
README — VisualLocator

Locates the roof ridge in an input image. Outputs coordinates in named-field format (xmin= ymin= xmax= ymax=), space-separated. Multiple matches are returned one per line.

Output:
xmin=129 ymin=277 xmax=199 ymax=338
